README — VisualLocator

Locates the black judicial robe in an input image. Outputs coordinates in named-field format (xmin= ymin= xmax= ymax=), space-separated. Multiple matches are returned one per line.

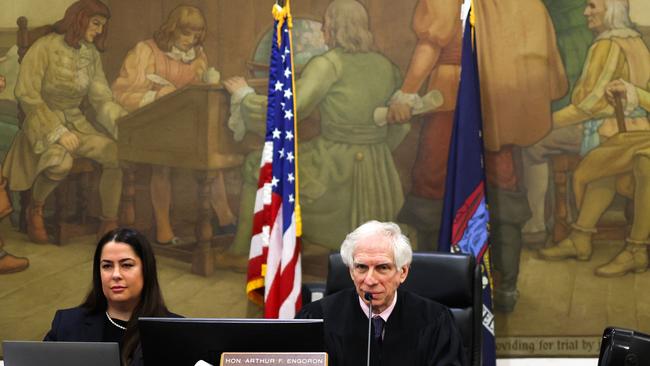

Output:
xmin=297 ymin=288 xmax=466 ymax=366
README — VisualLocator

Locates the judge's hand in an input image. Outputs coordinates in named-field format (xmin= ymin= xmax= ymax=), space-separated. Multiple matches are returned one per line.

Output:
xmin=157 ymin=85 xmax=176 ymax=98
xmin=223 ymin=76 xmax=249 ymax=95
xmin=605 ymin=79 xmax=628 ymax=105
xmin=387 ymin=102 xmax=412 ymax=124
xmin=0 ymin=75 xmax=5 ymax=93
xmin=58 ymin=132 xmax=80 ymax=152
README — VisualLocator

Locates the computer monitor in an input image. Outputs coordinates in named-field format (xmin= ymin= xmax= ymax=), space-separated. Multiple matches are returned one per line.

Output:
xmin=3 ymin=341 xmax=120 ymax=366
xmin=598 ymin=327 xmax=650 ymax=366
xmin=139 ymin=318 xmax=325 ymax=365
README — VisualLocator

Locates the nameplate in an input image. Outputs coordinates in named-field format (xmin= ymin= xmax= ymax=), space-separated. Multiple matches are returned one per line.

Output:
xmin=220 ymin=352 xmax=327 ymax=365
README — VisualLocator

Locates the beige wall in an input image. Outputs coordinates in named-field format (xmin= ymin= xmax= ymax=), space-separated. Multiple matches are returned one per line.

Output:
xmin=0 ymin=0 xmax=77 ymax=54
xmin=0 ymin=0 xmax=77 ymax=28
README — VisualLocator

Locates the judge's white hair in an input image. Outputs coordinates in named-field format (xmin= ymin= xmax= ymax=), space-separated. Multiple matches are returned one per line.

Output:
xmin=604 ymin=0 xmax=634 ymax=30
xmin=340 ymin=220 xmax=413 ymax=270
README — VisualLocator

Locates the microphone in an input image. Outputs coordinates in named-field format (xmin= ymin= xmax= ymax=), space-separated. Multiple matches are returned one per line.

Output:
xmin=365 ymin=292 xmax=373 ymax=366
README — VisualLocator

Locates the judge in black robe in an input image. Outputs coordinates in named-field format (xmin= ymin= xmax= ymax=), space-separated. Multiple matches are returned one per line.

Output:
xmin=297 ymin=287 xmax=466 ymax=366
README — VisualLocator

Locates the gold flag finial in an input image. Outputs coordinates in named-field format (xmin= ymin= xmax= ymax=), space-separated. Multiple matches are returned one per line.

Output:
xmin=470 ymin=0 xmax=476 ymax=27
xmin=272 ymin=0 xmax=293 ymax=46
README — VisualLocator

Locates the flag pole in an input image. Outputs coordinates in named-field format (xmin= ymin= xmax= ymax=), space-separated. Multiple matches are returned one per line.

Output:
xmin=247 ymin=0 xmax=301 ymax=318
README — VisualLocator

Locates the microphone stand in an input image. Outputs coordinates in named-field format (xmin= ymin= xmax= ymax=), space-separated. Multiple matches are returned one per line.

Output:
xmin=365 ymin=292 xmax=373 ymax=366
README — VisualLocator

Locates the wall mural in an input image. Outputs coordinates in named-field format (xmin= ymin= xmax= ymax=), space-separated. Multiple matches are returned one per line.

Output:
xmin=0 ymin=0 xmax=649 ymax=359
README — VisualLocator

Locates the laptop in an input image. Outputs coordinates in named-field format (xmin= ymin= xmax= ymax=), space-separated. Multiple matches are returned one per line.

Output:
xmin=3 ymin=341 xmax=120 ymax=366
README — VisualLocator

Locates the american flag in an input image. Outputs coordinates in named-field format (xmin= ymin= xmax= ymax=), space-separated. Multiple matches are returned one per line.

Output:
xmin=246 ymin=2 xmax=302 ymax=319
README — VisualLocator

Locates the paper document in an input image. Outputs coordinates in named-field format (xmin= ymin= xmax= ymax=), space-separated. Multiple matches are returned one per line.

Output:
xmin=374 ymin=89 xmax=443 ymax=126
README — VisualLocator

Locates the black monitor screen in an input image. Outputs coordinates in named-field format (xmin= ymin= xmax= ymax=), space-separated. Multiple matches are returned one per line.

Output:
xmin=139 ymin=318 xmax=325 ymax=365
xmin=598 ymin=327 xmax=650 ymax=366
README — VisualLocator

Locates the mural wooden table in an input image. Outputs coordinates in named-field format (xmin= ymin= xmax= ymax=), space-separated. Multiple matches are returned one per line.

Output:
xmin=117 ymin=84 xmax=261 ymax=276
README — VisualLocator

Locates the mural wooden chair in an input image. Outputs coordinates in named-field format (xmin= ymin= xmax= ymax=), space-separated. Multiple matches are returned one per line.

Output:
xmin=550 ymin=95 xmax=630 ymax=244
xmin=15 ymin=16 xmax=99 ymax=244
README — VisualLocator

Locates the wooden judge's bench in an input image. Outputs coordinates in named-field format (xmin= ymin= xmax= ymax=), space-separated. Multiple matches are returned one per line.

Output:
xmin=116 ymin=82 xmax=264 ymax=276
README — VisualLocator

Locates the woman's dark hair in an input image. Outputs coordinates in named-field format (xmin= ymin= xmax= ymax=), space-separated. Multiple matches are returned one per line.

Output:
xmin=53 ymin=0 xmax=111 ymax=51
xmin=81 ymin=227 xmax=169 ymax=365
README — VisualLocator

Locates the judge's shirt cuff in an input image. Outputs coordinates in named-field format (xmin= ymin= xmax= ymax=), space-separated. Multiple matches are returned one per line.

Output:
xmin=228 ymin=86 xmax=255 ymax=141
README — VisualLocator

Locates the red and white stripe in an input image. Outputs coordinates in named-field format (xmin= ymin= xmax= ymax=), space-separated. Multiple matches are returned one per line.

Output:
xmin=247 ymin=142 xmax=302 ymax=319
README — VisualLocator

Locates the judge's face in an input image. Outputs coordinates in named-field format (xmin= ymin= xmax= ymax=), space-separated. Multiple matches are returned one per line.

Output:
xmin=584 ymin=0 xmax=607 ymax=34
xmin=85 ymin=15 xmax=107 ymax=43
xmin=100 ymin=241 xmax=144 ymax=312
xmin=350 ymin=234 xmax=409 ymax=314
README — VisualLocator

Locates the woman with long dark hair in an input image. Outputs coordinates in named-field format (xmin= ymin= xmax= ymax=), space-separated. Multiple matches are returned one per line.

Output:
xmin=44 ymin=227 xmax=178 ymax=365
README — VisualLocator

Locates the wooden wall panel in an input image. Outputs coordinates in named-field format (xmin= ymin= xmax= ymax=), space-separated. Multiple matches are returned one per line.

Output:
xmin=201 ymin=0 xmax=220 ymax=75
xmin=215 ymin=0 xmax=259 ymax=78
xmin=103 ymin=0 xmax=165 ymax=82
xmin=367 ymin=0 xmax=418 ymax=72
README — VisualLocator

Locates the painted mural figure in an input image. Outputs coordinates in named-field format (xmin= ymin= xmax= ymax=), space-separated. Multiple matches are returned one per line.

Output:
xmin=221 ymin=0 xmax=410 ymax=270
xmin=521 ymin=0 xmax=594 ymax=245
xmin=0 ymin=224 xmax=27 ymax=274
xmin=540 ymin=0 xmax=650 ymax=274
xmin=389 ymin=0 xmax=567 ymax=313
xmin=0 ymin=73 xmax=28 ymax=275
xmin=386 ymin=0 xmax=462 ymax=252
xmin=465 ymin=0 xmax=568 ymax=314
xmin=111 ymin=5 xmax=237 ymax=245
xmin=539 ymin=0 xmax=650 ymax=278
xmin=611 ymin=81 xmax=650 ymax=111
xmin=2 ymin=0 xmax=126 ymax=244
xmin=0 ymin=49 xmax=21 ymax=157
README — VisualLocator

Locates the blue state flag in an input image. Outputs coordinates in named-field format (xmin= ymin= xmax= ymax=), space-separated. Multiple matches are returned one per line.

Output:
xmin=438 ymin=11 xmax=496 ymax=366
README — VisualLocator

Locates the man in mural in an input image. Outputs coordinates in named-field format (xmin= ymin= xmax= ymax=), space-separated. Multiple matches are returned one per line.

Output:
xmin=221 ymin=0 xmax=410 ymax=271
xmin=521 ymin=0 xmax=594 ymax=245
xmin=111 ymin=5 xmax=238 ymax=245
xmin=540 ymin=0 xmax=650 ymax=278
xmin=386 ymin=0 xmax=462 ymax=252
xmin=0 ymin=74 xmax=28 ymax=274
xmin=2 ymin=0 xmax=126 ymax=244
xmin=387 ymin=0 xmax=567 ymax=313
xmin=576 ymin=80 xmax=650 ymax=277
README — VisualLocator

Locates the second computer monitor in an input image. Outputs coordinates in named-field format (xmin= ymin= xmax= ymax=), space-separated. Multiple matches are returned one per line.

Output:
xmin=139 ymin=317 xmax=325 ymax=365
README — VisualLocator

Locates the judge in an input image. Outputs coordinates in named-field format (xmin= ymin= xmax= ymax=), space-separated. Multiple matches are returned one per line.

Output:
xmin=297 ymin=221 xmax=465 ymax=366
